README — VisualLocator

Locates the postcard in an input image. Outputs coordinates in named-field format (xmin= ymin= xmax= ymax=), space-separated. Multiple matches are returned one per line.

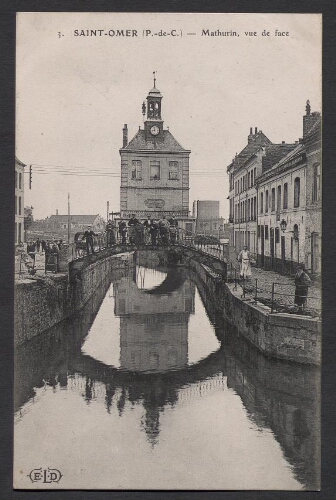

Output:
xmin=14 ymin=12 xmax=321 ymax=490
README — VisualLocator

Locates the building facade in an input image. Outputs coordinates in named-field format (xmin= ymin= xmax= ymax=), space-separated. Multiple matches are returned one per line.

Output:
xmin=193 ymin=200 xmax=225 ymax=237
xmin=28 ymin=213 xmax=105 ymax=241
xmin=227 ymin=128 xmax=296 ymax=257
xmin=119 ymin=80 xmax=193 ymax=232
xmin=15 ymin=157 xmax=26 ymax=244
xmin=256 ymin=103 xmax=321 ymax=275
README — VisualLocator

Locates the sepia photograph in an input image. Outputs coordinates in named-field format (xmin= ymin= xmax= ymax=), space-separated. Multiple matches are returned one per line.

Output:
xmin=14 ymin=12 xmax=321 ymax=490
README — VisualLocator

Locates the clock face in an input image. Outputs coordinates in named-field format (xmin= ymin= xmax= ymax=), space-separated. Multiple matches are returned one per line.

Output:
xmin=150 ymin=125 xmax=160 ymax=136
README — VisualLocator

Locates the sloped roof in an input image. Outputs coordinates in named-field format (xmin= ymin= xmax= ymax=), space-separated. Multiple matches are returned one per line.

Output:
xmin=257 ymin=143 xmax=305 ymax=183
xmin=122 ymin=129 xmax=189 ymax=152
xmin=227 ymin=131 xmax=272 ymax=172
xmin=262 ymin=143 xmax=298 ymax=172
xmin=48 ymin=214 xmax=101 ymax=224
xmin=305 ymin=115 xmax=321 ymax=138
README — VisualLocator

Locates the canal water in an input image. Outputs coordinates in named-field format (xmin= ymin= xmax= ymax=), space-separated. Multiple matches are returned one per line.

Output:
xmin=14 ymin=265 xmax=320 ymax=490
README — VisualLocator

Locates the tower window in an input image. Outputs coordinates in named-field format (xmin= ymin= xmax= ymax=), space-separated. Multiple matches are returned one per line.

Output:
xmin=150 ymin=161 xmax=160 ymax=180
xmin=312 ymin=163 xmax=320 ymax=202
xmin=169 ymin=161 xmax=179 ymax=180
xmin=131 ymin=160 xmax=142 ymax=180
xmin=283 ymin=183 xmax=288 ymax=209
xmin=271 ymin=188 xmax=275 ymax=211
xmin=294 ymin=177 xmax=300 ymax=207
xmin=265 ymin=190 xmax=269 ymax=213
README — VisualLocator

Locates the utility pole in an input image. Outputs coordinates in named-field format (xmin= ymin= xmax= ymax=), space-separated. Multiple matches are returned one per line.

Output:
xmin=29 ymin=165 xmax=32 ymax=189
xmin=67 ymin=193 xmax=70 ymax=244
xmin=107 ymin=201 xmax=109 ymax=222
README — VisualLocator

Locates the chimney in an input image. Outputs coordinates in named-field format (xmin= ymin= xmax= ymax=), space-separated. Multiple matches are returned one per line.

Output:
xmin=248 ymin=127 xmax=254 ymax=144
xmin=303 ymin=101 xmax=320 ymax=138
xmin=255 ymin=127 xmax=258 ymax=134
xmin=56 ymin=209 xmax=58 ymax=215
xmin=123 ymin=124 xmax=128 ymax=148
xmin=282 ymin=141 xmax=285 ymax=144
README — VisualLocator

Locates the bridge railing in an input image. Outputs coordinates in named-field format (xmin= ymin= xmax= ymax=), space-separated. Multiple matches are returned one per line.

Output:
xmin=238 ymin=277 xmax=321 ymax=317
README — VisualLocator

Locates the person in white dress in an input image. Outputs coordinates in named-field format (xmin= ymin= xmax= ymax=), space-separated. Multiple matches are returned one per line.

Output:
xmin=238 ymin=245 xmax=252 ymax=279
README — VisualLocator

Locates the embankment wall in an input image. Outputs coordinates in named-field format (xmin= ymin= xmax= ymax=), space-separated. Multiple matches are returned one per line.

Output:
xmin=14 ymin=252 xmax=135 ymax=346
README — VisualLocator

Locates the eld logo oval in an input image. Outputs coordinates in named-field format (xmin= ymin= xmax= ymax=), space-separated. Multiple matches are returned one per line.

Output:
xmin=28 ymin=467 xmax=63 ymax=483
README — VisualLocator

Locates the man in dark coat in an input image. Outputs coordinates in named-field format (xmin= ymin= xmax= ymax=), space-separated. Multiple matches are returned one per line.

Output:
xmin=82 ymin=226 xmax=96 ymax=255
xmin=294 ymin=263 xmax=311 ymax=312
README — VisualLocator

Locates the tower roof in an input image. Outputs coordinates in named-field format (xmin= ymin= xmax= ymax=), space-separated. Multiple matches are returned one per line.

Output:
xmin=121 ymin=129 xmax=189 ymax=152
xmin=147 ymin=86 xmax=163 ymax=98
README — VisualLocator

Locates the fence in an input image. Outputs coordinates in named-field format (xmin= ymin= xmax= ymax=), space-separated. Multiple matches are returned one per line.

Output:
xmin=235 ymin=277 xmax=321 ymax=317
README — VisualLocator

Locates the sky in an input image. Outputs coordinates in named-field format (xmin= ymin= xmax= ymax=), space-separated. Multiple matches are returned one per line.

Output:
xmin=16 ymin=13 xmax=321 ymax=220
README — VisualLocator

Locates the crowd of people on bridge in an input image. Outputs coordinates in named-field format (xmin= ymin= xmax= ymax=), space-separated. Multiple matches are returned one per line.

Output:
xmin=115 ymin=214 xmax=180 ymax=247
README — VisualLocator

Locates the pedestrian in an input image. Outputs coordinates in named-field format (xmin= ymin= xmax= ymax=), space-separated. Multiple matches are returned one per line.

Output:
xmin=118 ymin=220 xmax=127 ymax=244
xmin=158 ymin=215 xmax=170 ymax=245
xmin=149 ymin=219 xmax=158 ymax=246
xmin=128 ymin=214 xmax=139 ymax=245
xmin=36 ymin=238 xmax=41 ymax=252
xmin=169 ymin=215 xmax=178 ymax=244
xmin=143 ymin=216 xmax=152 ymax=245
xmin=135 ymin=221 xmax=144 ymax=246
xmin=238 ymin=245 xmax=252 ymax=280
xmin=82 ymin=225 xmax=96 ymax=255
xmin=41 ymin=239 xmax=46 ymax=253
xmin=106 ymin=219 xmax=116 ymax=247
xmin=27 ymin=240 xmax=36 ymax=264
xmin=294 ymin=263 xmax=311 ymax=312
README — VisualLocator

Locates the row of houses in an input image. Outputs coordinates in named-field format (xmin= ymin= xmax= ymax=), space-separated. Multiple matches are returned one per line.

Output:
xmin=227 ymin=101 xmax=321 ymax=276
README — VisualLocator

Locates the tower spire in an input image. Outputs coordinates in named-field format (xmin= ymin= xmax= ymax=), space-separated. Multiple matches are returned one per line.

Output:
xmin=153 ymin=71 xmax=156 ymax=88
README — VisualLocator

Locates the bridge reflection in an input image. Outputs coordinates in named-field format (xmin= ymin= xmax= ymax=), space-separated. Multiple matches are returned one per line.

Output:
xmin=15 ymin=265 xmax=319 ymax=489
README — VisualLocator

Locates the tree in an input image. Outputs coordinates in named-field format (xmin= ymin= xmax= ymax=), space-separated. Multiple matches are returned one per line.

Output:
xmin=24 ymin=206 xmax=34 ymax=230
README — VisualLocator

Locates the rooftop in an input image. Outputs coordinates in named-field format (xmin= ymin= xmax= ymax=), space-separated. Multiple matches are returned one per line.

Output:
xmin=121 ymin=129 xmax=189 ymax=152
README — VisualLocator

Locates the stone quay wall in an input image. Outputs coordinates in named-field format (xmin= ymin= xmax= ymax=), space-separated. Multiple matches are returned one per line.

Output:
xmin=14 ymin=251 xmax=135 ymax=346
xmin=189 ymin=260 xmax=321 ymax=365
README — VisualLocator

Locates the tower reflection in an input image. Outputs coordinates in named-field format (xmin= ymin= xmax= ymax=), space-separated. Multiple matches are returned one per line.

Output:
xmin=114 ymin=267 xmax=195 ymax=373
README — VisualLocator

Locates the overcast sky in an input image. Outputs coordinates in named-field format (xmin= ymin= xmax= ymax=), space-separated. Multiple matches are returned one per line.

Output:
xmin=16 ymin=13 xmax=321 ymax=220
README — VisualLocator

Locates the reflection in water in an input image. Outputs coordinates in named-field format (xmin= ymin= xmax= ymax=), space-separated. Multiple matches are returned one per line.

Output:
xmin=14 ymin=265 xmax=320 ymax=490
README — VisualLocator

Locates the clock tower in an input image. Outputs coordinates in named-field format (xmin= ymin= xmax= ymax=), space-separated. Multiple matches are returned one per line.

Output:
xmin=144 ymin=76 xmax=164 ymax=142
xmin=119 ymin=76 xmax=192 ymax=229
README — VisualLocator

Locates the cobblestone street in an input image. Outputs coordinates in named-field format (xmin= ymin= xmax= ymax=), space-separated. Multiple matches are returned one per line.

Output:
xmin=227 ymin=245 xmax=321 ymax=314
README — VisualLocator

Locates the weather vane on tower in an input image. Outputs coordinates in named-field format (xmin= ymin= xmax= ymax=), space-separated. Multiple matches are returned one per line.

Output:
xmin=153 ymin=71 xmax=156 ymax=87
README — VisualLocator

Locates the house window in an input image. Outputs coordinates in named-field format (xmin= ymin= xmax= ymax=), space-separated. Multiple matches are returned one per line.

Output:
xmin=257 ymin=225 xmax=260 ymax=238
xmin=18 ymin=223 xmax=22 ymax=243
xmin=248 ymin=199 xmax=251 ymax=220
xmin=265 ymin=190 xmax=269 ymax=213
xmin=19 ymin=173 xmax=22 ymax=189
xmin=15 ymin=195 xmax=17 ymax=215
xmin=254 ymin=196 xmax=257 ymax=220
xmin=271 ymin=188 xmax=275 ymax=211
xmin=277 ymin=185 xmax=281 ymax=212
xmin=294 ymin=177 xmax=300 ymax=207
xmin=131 ymin=160 xmax=142 ymax=180
xmin=283 ymin=183 xmax=288 ymax=209
xmin=265 ymin=225 xmax=269 ymax=240
xmin=150 ymin=161 xmax=160 ymax=180
xmin=248 ymin=172 xmax=251 ymax=188
xmin=15 ymin=171 xmax=18 ymax=189
xmin=275 ymin=227 xmax=280 ymax=244
xmin=260 ymin=192 xmax=263 ymax=214
xmin=19 ymin=196 xmax=22 ymax=215
xmin=254 ymin=167 xmax=257 ymax=184
xmin=312 ymin=163 xmax=320 ymax=202
xmin=15 ymin=223 xmax=17 ymax=243
xmin=169 ymin=161 xmax=179 ymax=180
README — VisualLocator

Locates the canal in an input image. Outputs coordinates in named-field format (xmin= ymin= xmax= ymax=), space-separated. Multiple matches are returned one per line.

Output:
xmin=14 ymin=264 xmax=320 ymax=490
